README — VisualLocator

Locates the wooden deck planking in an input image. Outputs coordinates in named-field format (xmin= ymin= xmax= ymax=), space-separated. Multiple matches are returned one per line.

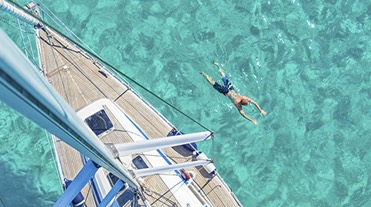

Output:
xmin=144 ymin=175 xmax=180 ymax=207
xmin=36 ymin=26 xmax=241 ymax=207
xmin=53 ymin=138 xmax=97 ymax=207
xmin=100 ymin=106 xmax=180 ymax=206
xmin=66 ymin=58 xmax=126 ymax=101
xmin=115 ymin=91 xmax=173 ymax=137
xmin=101 ymin=105 xmax=133 ymax=145
xmin=47 ymin=68 xmax=69 ymax=102
xmin=39 ymin=33 xmax=75 ymax=74
xmin=162 ymin=147 xmax=240 ymax=206
xmin=41 ymin=28 xmax=128 ymax=99
xmin=76 ymin=61 xmax=128 ymax=99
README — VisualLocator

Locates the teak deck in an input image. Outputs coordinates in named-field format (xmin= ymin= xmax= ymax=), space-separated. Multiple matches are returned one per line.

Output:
xmin=36 ymin=26 xmax=241 ymax=207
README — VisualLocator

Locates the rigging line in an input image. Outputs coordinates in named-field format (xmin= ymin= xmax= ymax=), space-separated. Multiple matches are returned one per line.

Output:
xmin=60 ymin=48 xmax=124 ymax=97
xmin=42 ymin=31 xmax=71 ymax=104
xmin=0 ymin=194 xmax=7 ymax=207
xmin=34 ymin=2 xmax=71 ymax=35
xmin=17 ymin=20 xmax=39 ymax=67
xmin=44 ymin=32 xmax=109 ymax=100
xmin=17 ymin=18 xmax=29 ymax=57
xmin=41 ymin=30 xmax=106 ymax=103
xmin=11 ymin=0 xmax=212 ymax=132
xmin=24 ymin=48 xmax=41 ymax=71
xmin=17 ymin=31 xmax=39 ymax=69
xmin=44 ymin=130 xmax=64 ymax=191
xmin=35 ymin=0 xmax=100 ymax=57
xmin=138 ymin=153 xmax=194 ymax=162
xmin=22 ymin=31 xmax=45 ymax=74
xmin=112 ymin=68 xmax=212 ymax=132
xmin=83 ymin=182 xmax=92 ymax=207
xmin=0 ymin=17 xmax=33 ymax=34
xmin=212 ymin=136 xmax=215 ymax=163
xmin=112 ymin=129 xmax=146 ymax=140
xmin=26 ymin=24 xmax=36 ymax=61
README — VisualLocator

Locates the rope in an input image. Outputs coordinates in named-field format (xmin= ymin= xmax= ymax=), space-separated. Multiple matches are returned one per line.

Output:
xmin=26 ymin=23 xmax=37 ymax=61
xmin=9 ymin=11 xmax=39 ymax=69
xmin=0 ymin=17 xmax=33 ymax=34
xmin=46 ymin=34 xmax=110 ymax=101
xmin=83 ymin=182 xmax=92 ymax=207
xmin=0 ymin=194 xmax=7 ymax=207
xmin=17 ymin=22 xmax=41 ymax=71
xmin=43 ymin=34 xmax=71 ymax=104
xmin=17 ymin=18 xmax=29 ymax=57
xmin=212 ymin=136 xmax=215 ymax=163
xmin=139 ymin=153 xmax=193 ymax=162
xmin=112 ymin=129 xmax=146 ymax=140
xmin=44 ymin=130 xmax=64 ymax=192
xmin=112 ymin=70 xmax=212 ymax=132
xmin=35 ymin=0 xmax=100 ymax=57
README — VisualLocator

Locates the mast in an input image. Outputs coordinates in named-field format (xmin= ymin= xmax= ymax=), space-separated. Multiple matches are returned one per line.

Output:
xmin=0 ymin=0 xmax=42 ymax=27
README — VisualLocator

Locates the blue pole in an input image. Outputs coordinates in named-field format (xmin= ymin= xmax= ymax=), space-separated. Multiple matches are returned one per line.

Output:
xmin=98 ymin=180 xmax=127 ymax=207
xmin=54 ymin=160 xmax=99 ymax=207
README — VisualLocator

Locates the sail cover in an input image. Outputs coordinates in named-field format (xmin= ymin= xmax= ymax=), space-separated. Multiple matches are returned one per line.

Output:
xmin=0 ymin=0 xmax=41 ymax=26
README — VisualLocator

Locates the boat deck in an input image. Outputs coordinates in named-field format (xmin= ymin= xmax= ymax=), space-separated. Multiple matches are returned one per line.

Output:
xmin=37 ymin=26 xmax=241 ymax=206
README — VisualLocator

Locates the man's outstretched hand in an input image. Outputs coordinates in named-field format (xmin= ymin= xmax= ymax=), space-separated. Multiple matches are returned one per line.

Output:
xmin=260 ymin=110 xmax=267 ymax=116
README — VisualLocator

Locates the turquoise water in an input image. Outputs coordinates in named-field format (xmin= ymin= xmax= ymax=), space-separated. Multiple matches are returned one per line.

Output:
xmin=1 ymin=0 xmax=370 ymax=206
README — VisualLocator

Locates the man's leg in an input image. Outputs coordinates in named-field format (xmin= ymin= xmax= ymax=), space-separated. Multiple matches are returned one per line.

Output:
xmin=201 ymin=71 xmax=229 ymax=95
xmin=212 ymin=61 xmax=225 ymax=77
xmin=200 ymin=72 xmax=215 ymax=85
xmin=212 ymin=61 xmax=234 ymax=90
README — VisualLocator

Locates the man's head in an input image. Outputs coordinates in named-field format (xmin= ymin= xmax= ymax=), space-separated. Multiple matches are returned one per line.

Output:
xmin=241 ymin=99 xmax=249 ymax=105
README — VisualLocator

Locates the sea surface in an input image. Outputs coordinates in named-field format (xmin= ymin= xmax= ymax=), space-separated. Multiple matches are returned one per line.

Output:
xmin=1 ymin=0 xmax=370 ymax=206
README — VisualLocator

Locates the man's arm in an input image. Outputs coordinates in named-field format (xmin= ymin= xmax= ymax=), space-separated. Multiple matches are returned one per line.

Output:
xmin=250 ymin=99 xmax=267 ymax=116
xmin=239 ymin=108 xmax=258 ymax=125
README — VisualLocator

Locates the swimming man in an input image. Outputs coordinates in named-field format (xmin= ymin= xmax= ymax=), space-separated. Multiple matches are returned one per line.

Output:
xmin=201 ymin=61 xmax=266 ymax=125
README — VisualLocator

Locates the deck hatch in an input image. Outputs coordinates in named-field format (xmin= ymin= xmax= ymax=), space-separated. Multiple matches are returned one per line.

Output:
xmin=85 ymin=109 xmax=113 ymax=136
xmin=133 ymin=156 xmax=149 ymax=169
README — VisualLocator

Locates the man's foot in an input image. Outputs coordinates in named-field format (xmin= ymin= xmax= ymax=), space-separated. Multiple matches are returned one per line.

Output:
xmin=212 ymin=61 xmax=225 ymax=77
xmin=260 ymin=110 xmax=267 ymax=116
xmin=212 ymin=60 xmax=220 ymax=67
xmin=200 ymin=72 xmax=215 ymax=85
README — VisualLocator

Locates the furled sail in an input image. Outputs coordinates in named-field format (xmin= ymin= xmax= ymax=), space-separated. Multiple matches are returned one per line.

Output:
xmin=0 ymin=0 xmax=41 ymax=26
